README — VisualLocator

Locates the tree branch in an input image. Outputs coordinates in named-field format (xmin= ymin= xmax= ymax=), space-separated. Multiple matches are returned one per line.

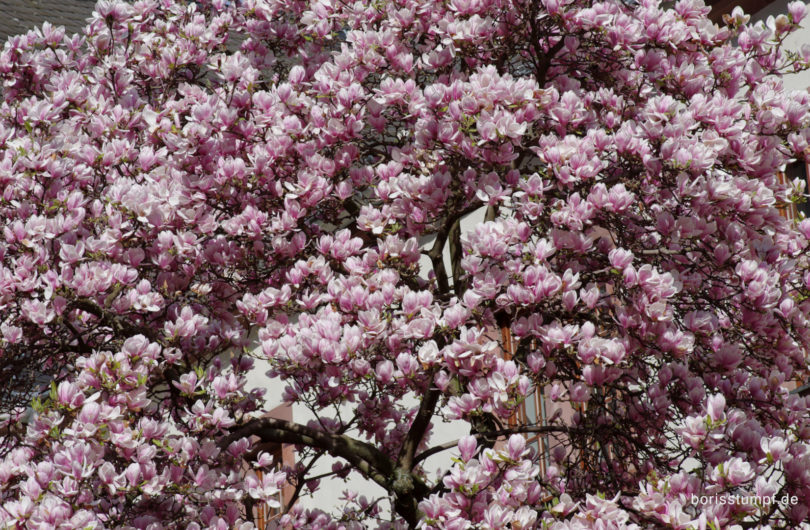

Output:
xmin=224 ymin=417 xmax=430 ymax=527
xmin=224 ymin=417 xmax=394 ymax=490
xmin=427 ymin=202 xmax=480 ymax=296
xmin=448 ymin=216 xmax=464 ymax=296
xmin=414 ymin=424 xmax=578 ymax=465
xmin=70 ymin=297 xmax=160 ymax=343
xmin=396 ymin=380 xmax=440 ymax=472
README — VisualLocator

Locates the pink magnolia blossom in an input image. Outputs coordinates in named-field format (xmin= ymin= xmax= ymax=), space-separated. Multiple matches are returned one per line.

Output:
xmin=0 ymin=0 xmax=809 ymax=527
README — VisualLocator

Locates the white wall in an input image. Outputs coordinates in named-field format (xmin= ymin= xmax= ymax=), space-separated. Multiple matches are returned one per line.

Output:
xmin=750 ymin=1 xmax=810 ymax=92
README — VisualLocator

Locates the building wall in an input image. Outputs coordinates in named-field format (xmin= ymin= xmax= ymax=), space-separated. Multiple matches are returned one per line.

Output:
xmin=749 ymin=1 xmax=810 ymax=95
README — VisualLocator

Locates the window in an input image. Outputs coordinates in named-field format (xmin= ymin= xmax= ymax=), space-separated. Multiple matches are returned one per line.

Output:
xmin=792 ymin=382 xmax=810 ymax=396
xmin=517 ymin=387 xmax=552 ymax=474
xmin=781 ymin=160 xmax=810 ymax=220
xmin=501 ymin=327 xmax=552 ymax=473
xmin=252 ymin=445 xmax=284 ymax=530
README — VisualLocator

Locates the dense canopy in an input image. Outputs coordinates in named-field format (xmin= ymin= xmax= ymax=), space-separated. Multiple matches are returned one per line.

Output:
xmin=1 ymin=0 xmax=810 ymax=528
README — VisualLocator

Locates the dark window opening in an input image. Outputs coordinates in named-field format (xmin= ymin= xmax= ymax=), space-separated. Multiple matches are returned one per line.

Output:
xmin=785 ymin=161 xmax=810 ymax=220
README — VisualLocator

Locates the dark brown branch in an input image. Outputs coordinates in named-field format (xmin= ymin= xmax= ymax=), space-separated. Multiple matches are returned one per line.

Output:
xmin=224 ymin=417 xmax=430 ymax=527
xmin=414 ymin=424 xmax=579 ymax=465
xmin=484 ymin=204 xmax=497 ymax=222
xmin=448 ymin=216 xmax=464 ymax=296
xmin=396 ymin=381 xmax=440 ymax=472
xmin=534 ymin=38 xmax=566 ymax=86
xmin=427 ymin=231 xmax=451 ymax=294
xmin=224 ymin=417 xmax=394 ymax=489
xmin=61 ymin=319 xmax=93 ymax=354
xmin=427 ymin=202 xmax=481 ymax=296
xmin=283 ymin=453 xmax=324 ymax=514
xmin=70 ymin=297 xmax=160 ymax=342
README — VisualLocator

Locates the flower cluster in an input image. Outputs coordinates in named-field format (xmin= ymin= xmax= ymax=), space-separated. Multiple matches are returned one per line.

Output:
xmin=1 ymin=0 xmax=810 ymax=527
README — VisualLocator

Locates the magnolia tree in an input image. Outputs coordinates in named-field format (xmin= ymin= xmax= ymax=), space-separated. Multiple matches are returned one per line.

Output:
xmin=2 ymin=0 xmax=810 ymax=527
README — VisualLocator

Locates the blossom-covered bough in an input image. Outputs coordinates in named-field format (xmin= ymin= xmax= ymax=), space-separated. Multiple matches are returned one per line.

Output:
xmin=1 ymin=0 xmax=810 ymax=527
